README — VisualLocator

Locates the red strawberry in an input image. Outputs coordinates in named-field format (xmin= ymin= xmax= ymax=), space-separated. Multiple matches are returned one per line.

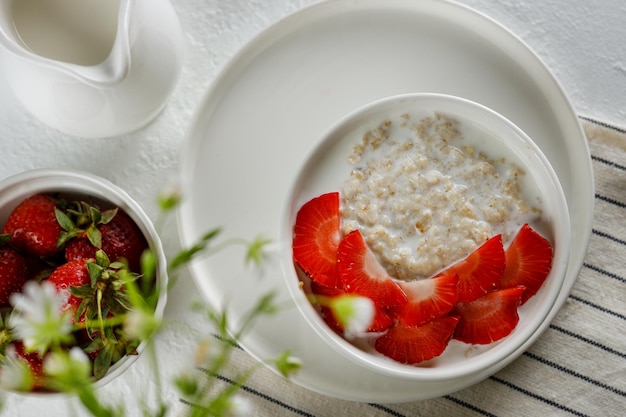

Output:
xmin=64 ymin=238 xmax=94 ymax=263
xmin=310 ymin=282 xmax=393 ymax=333
xmin=47 ymin=258 xmax=92 ymax=322
xmin=438 ymin=235 xmax=505 ymax=303
xmin=0 ymin=243 xmax=30 ymax=306
xmin=6 ymin=341 xmax=46 ymax=390
xmin=65 ymin=210 xmax=148 ymax=273
xmin=452 ymin=286 xmax=525 ymax=345
xmin=98 ymin=211 xmax=147 ymax=272
xmin=499 ymin=224 xmax=553 ymax=304
xmin=393 ymin=274 xmax=459 ymax=326
xmin=292 ymin=193 xmax=341 ymax=287
xmin=337 ymin=229 xmax=407 ymax=307
xmin=374 ymin=316 xmax=459 ymax=364
xmin=2 ymin=194 xmax=64 ymax=258
xmin=363 ymin=306 xmax=394 ymax=333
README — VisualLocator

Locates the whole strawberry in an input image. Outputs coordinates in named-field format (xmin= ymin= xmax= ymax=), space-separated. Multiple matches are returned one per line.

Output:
xmin=48 ymin=251 xmax=140 ymax=379
xmin=65 ymin=209 xmax=147 ymax=272
xmin=46 ymin=258 xmax=92 ymax=322
xmin=2 ymin=194 xmax=64 ymax=258
xmin=0 ymin=239 xmax=30 ymax=306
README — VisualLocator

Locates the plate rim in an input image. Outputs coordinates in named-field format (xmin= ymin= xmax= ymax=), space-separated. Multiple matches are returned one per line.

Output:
xmin=178 ymin=0 xmax=594 ymax=403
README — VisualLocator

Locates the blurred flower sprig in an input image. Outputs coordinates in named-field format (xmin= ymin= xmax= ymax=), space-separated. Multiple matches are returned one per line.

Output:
xmin=0 ymin=184 xmax=302 ymax=417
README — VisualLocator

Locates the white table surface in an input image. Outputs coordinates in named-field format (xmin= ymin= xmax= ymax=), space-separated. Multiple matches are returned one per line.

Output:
xmin=0 ymin=0 xmax=624 ymax=415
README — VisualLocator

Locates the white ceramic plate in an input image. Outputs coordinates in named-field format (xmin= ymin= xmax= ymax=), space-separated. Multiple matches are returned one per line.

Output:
xmin=178 ymin=0 xmax=593 ymax=403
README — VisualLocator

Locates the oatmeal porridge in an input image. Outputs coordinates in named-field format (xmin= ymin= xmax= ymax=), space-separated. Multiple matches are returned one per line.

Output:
xmin=340 ymin=113 xmax=540 ymax=281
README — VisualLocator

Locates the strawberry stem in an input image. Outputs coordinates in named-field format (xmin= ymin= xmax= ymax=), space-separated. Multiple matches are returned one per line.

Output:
xmin=96 ymin=289 xmax=105 ymax=342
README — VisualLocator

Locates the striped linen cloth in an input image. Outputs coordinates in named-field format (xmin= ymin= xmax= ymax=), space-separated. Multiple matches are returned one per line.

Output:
xmin=182 ymin=118 xmax=625 ymax=417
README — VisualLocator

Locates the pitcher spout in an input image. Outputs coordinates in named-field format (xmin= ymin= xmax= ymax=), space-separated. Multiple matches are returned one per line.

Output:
xmin=71 ymin=0 xmax=133 ymax=87
xmin=0 ymin=0 xmax=133 ymax=87
xmin=0 ymin=0 xmax=184 ymax=138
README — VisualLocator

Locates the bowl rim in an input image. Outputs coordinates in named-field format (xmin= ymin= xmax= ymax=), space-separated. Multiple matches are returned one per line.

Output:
xmin=0 ymin=168 xmax=168 ymax=395
xmin=279 ymin=93 xmax=571 ymax=381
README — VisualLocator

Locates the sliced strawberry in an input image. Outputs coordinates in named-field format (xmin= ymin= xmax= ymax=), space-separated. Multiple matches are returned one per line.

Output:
xmin=292 ymin=192 xmax=341 ymax=287
xmin=310 ymin=280 xmax=344 ymax=298
xmin=310 ymin=281 xmax=393 ymax=333
xmin=337 ymin=229 xmax=407 ymax=307
xmin=438 ymin=235 xmax=505 ymax=303
xmin=499 ymin=224 xmax=553 ymax=304
xmin=374 ymin=316 xmax=459 ymax=364
xmin=452 ymin=286 xmax=525 ymax=345
xmin=393 ymin=274 xmax=459 ymax=326
xmin=366 ymin=307 xmax=394 ymax=333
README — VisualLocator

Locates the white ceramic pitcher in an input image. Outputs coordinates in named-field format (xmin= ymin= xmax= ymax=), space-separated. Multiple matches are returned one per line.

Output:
xmin=0 ymin=0 xmax=184 ymax=138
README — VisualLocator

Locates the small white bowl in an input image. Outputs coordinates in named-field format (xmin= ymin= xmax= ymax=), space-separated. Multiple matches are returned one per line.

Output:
xmin=0 ymin=168 xmax=168 ymax=392
xmin=280 ymin=93 xmax=570 ymax=382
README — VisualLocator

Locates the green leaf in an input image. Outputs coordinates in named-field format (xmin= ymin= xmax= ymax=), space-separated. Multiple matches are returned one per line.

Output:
xmin=158 ymin=189 xmax=182 ymax=212
xmin=69 ymin=284 xmax=93 ymax=298
xmin=56 ymin=231 xmax=71 ymax=248
xmin=83 ymin=337 xmax=105 ymax=354
xmin=174 ymin=373 xmax=199 ymax=396
xmin=0 ymin=234 xmax=10 ymax=245
xmin=74 ymin=297 xmax=91 ymax=324
xmin=87 ymin=260 xmax=104 ymax=286
xmin=90 ymin=206 xmax=102 ymax=225
xmin=95 ymin=250 xmax=110 ymax=268
xmin=245 ymin=235 xmax=272 ymax=267
xmin=87 ymin=226 xmax=103 ymax=249
xmin=113 ymin=291 xmax=133 ymax=312
xmin=168 ymin=228 xmax=222 ymax=271
xmin=55 ymin=208 xmax=81 ymax=247
xmin=99 ymin=208 xmax=118 ymax=225
xmin=55 ymin=208 xmax=76 ymax=232
xmin=274 ymin=351 xmax=302 ymax=378
xmin=93 ymin=347 xmax=113 ymax=380
xmin=252 ymin=291 xmax=279 ymax=316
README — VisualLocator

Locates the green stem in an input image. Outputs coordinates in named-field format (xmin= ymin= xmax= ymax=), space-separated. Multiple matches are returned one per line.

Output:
xmin=201 ymin=237 xmax=249 ymax=257
xmin=96 ymin=289 xmax=106 ymax=342
xmin=167 ymin=236 xmax=250 ymax=274
xmin=77 ymin=387 xmax=116 ymax=417
xmin=146 ymin=340 xmax=164 ymax=411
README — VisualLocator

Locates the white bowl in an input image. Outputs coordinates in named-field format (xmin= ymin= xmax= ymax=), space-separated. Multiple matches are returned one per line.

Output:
xmin=280 ymin=93 xmax=570 ymax=382
xmin=0 ymin=168 xmax=168 ymax=391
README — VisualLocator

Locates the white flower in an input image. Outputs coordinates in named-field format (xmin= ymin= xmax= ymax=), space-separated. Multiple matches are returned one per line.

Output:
xmin=44 ymin=347 xmax=90 ymax=379
xmin=43 ymin=347 xmax=92 ymax=392
xmin=193 ymin=339 xmax=220 ymax=367
xmin=9 ymin=281 xmax=73 ymax=355
xmin=328 ymin=295 xmax=375 ymax=339
xmin=123 ymin=308 xmax=160 ymax=341
xmin=225 ymin=394 xmax=252 ymax=417
xmin=0 ymin=345 xmax=35 ymax=391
